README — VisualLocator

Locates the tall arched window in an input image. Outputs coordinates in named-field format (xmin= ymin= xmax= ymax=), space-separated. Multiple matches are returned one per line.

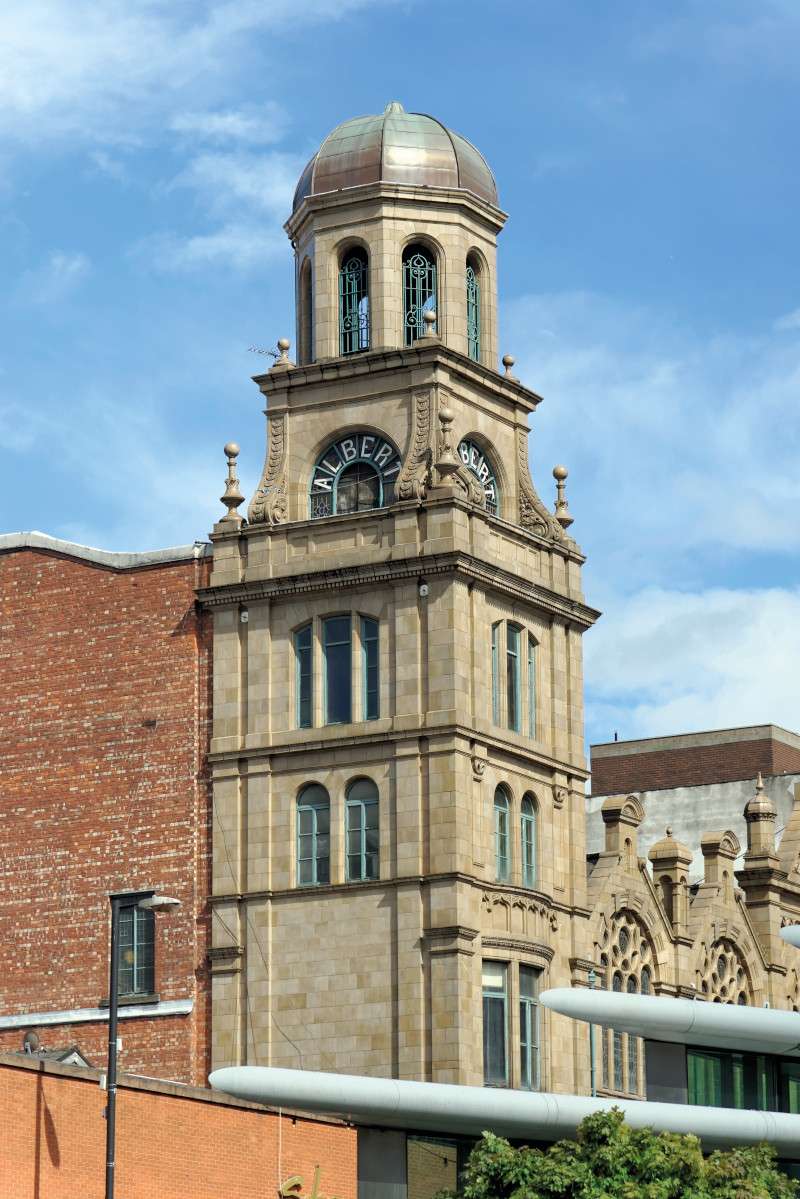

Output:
xmin=494 ymin=786 xmax=510 ymax=882
xmin=403 ymin=244 xmax=437 ymax=346
xmin=598 ymin=910 xmax=655 ymax=1095
xmin=466 ymin=255 xmax=480 ymax=361
xmin=299 ymin=257 xmax=313 ymax=364
xmin=346 ymin=777 xmax=379 ymax=881
xmin=521 ymin=794 xmax=537 ymax=888
xmin=297 ymin=784 xmax=330 ymax=886
xmin=339 ymin=247 xmax=369 ymax=355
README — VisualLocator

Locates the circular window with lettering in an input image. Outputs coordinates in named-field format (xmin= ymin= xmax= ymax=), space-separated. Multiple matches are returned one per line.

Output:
xmin=310 ymin=433 xmax=401 ymax=518
xmin=457 ymin=439 xmax=498 ymax=515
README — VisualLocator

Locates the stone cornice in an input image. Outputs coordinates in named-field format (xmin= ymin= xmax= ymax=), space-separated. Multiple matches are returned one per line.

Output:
xmin=252 ymin=341 xmax=543 ymax=415
xmin=198 ymin=549 xmax=598 ymax=626
xmin=208 ymin=722 xmax=590 ymax=782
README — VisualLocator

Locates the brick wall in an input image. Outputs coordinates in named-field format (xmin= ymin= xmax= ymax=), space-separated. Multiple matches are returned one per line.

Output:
xmin=0 ymin=547 xmax=212 ymax=1084
xmin=591 ymin=733 xmax=800 ymax=796
xmin=0 ymin=1053 xmax=357 ymax=1199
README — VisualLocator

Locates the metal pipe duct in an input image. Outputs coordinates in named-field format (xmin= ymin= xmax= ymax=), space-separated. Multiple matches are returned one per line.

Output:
xmin=209 ymin=1066 xmax=800 ymax=1153
xmin=540 ymin=987 xmax=800 ymax=1056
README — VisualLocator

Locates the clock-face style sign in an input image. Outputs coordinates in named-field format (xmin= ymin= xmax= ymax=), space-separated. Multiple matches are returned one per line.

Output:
xmin=458 ymin=439 xmax=498 ymax=515
xmin=310 ymin=432 xmax=402 ymax=518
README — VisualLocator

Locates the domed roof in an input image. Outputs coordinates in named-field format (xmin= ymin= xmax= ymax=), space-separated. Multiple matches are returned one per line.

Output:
xmin=293 ymin=101 xmax=498 ymax=212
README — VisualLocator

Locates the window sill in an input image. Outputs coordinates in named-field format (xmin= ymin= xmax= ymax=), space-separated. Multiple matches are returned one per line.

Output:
xmin=99 ymin=993 xmax=160 ymax=1009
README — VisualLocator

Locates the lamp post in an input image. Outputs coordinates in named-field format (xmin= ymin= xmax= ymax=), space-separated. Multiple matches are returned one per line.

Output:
xmin=105 ymin=889 xmax=180 ymax=1199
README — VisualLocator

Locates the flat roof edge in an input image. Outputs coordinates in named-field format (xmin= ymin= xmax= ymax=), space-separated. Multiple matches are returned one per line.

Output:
xmin=0 ymin=531 xmax=212 ymax=570
xmin=591 ymin=724 xmax=800 ymax=757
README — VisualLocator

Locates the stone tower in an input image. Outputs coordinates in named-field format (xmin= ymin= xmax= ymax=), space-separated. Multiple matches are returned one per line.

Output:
xmin=203 ymin=103 xmax=598 ymax=1091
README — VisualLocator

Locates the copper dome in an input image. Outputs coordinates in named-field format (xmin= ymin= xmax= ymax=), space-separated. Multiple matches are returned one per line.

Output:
xmin=292 ymin=101 xmax=498 ymax=211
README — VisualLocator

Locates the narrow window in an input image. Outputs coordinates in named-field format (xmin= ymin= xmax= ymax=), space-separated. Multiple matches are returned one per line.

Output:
xmin=466 ymin=256 xmax=480 ymax=361
xmin=527 ymin=635 xmax=537 ymax=739
xmin=346 ymin=778 xmax=379 ymax=881
xmin=506 ymin=624 xmax=521 ymax=732
xmin=521 ymin=794 xmax=537 ymax=888
xmin=361 ymin=617 xmax=379 ymax=721
xmin=323 ymin=616 xmax=352 ymax=724
xmin=403 ymin=244 xmax=437 ymax=346
xmin=294 ymin=622 xmax=313 ymax=728
xmin=491 ymin=622 xmax=500 ymax=724
xmin=612 ymin=972 xmax=624 ymax=1090
xmin=339 ymin=247 xmax=369 ymax=355
xmin=519 ymin=965 xmax=540 ymax=1089
xmin=118 ymin=905 xmax=155 ymax=996
xmin=297 ymin=785 xmax=330 ymax=886
xmin=299 ymin=257 xmax=313 ymax=364
xmin=482 ymin=961 xmax=508 ymax=1086
xmin=336 ymin=462 xmax=381 ymax=514
xmin=626 ymin=975 xmax=639 ymax=1092
xmin=688 ymin=1050 xmax=723 ymax=1107
xmin=494 ymin=786 xmax=510 ymax=882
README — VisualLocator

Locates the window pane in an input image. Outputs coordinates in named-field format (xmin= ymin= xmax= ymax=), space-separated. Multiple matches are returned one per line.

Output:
xmin=324 ymin=617 xmax=352 ymax=723
xmin=361 ymin=617 xmax=379 ymax=721
xmin=782 ymin=1063 xmax=800 ymax=1114
xmin=527 ymin=636 xmax=536 ymax=738
xmin=688 ymin=1051 xmax=723 ymax=1106
xmin=345 ymin=781 xmax=379 ymax=882
xmin=521 ymin=796 xmax=536 ymax=888
xmin=297 ymin=786 xmax=330 ymax=886
xmin=466 ymin=261 xmax=480 ymax=361
xmin=482 ymin=962 xmax=507 ymax=1086
xmin=337 ymin=462 xmax=380 ymax=514
xmin=295 ymin=623 xmax=313 ymax=728
xmin=491 ymin=623 xmax=500 ymax=724
xmin=506 ymin=625 xmax=520 ymax=732
xmin=494 ymin=789 xmax=509 ymax=882
xmin=403 ymin=246 xmax=437 ymax=346
xmin=339 ymin=250 xmax=369 ymax=355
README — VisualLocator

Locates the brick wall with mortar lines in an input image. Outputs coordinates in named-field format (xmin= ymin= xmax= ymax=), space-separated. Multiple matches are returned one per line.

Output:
xmin=0 ymin=1053 xmax=356 ymax=1199
xmin=591 ymin=737 xmax=800 ymax=796
xmin=0 ymin=548 xmax=212 ymax=1084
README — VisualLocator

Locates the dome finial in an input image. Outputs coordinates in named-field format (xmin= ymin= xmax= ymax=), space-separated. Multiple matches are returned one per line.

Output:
xmin=384 ymin=100 xmax=404 ymax=114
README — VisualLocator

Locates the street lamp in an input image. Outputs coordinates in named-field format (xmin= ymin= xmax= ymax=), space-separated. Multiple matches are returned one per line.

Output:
xmin=105 ymin=890 xmax=181 ymax=1199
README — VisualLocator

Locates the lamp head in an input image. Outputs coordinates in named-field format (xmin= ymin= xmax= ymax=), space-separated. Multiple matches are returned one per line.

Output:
xmin=137 ymin=894 xmax=181 ymax=913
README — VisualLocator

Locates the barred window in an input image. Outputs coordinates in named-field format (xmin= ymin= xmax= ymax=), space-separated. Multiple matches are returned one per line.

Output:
xmin=466 ymin=255 xmax=480 ymax=361
xmin=339 ymin=248 xmax=369 ymax=355
xmin=403 ymin=244 xmax=437 ymax=346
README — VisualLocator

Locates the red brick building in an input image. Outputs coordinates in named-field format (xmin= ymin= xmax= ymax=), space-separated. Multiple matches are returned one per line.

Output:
xmin=0 ymin=1050 xmax=356 ymax=1199
xmin=0 ymin=532 xmax=212 ymax=1085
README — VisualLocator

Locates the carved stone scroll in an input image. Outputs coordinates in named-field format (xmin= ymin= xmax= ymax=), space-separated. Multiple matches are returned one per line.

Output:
xmin=248 ymin=412 xmax=288 ymax=525
xmin=397 ymin=389 xmax=434 ymax=500
xmin=517 ymin=427 xmax=564 ymax=541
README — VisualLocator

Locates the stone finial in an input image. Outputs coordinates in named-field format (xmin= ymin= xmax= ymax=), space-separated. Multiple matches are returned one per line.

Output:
xmin=219 ymin=442 xmax=245 ymax=526
xmin=648 ymin=826 xmax=693 ymax=934
xmin=744 ymin=771 xmax=777 ymax=856
xmin=502 ymin=354 xmax=516 ymax=378
xmin=271 ymin=338 xmax=295 ymax=370
xmin=553 ymin=464 xmax=574 ymax=530
xmin=423 ymin=309 xmax=437 ymax=334
xmin=434 ymin=404 xmax=459 ymax=486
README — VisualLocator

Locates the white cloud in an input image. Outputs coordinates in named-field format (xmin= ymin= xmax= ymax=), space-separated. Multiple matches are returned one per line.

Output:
xmin=138 ymin=223 xmax=285 ymax=272
xmin=506 ymin=290 xmax=800 ymax=566
xmin=775 ymin=308 xmax=800 ymax=332
xmin=88 ymin=149 xmax=129 ymax=182
xmin=170 ymin=103 xmax=288 ymax=145
xmin=0 ymin=400 xmax=45 ymax=450
xmin=18 ymin=251 xmax=91 ymax=304
xmin=586 ymin=584 xmax=800 ymax=742
xmin=0 ymin=0 xmax=409 ymax=145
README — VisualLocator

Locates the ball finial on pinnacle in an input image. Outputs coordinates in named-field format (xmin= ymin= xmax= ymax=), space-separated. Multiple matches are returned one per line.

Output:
xmin=553 ymin=464 xmax=568 ymax=482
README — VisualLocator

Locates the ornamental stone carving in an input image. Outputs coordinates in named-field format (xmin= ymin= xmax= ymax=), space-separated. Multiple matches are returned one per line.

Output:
xmin=516 ymin=427 xmax=565 ymax=541
xmin=249 ymin=413 xmax=288 ymax=525
xmin=396 ymin=390 xmax=433 ymax=500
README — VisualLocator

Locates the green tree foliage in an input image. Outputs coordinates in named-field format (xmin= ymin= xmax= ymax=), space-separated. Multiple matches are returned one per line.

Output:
xmin=454 ymin=1110 xmax=798 ymax=1199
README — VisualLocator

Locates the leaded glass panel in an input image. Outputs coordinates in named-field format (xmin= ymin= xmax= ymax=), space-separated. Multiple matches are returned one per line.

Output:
xmin=403 ymin=245 xmax=437 ymax=346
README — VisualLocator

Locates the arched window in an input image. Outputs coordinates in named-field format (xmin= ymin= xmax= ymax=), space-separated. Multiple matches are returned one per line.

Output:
xmin=339 ymin=247 xmax=369 ymax=355
xmin=403 ymin=244 xmax=437 ymax=346
xmin=346 ymin=778 xmax=379 ymax=881
xmin=299 ymin=257 xmax=313 ymax=364
xmin=521 ymin=794 xmax=537 ymax=888
xmin=599 ymin=910 xmax=655 ymax=1095
xmin=494 ymin=786 xmax=510 ymax=882
xmin=310 ymin=433 xmax=401 ymax=519
xmin=297 ymin=784 xmax=330 ymax=886
xmin=527 ymin=635 xmax=537 ymax=739
xmin=466 ymin=255 xmax=480 ymax=361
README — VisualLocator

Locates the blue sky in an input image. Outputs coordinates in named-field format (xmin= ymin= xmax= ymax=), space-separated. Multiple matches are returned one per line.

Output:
xmin=3 ymin=0 xmax=799 ymax=745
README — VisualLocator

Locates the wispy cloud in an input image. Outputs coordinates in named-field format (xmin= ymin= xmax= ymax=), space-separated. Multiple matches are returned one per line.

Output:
xmin=507 ymin=290 xmax=800 ymax=571
xmin=586 ymin=584 xmax=800 ymax=743
xmin=138 ymin=224 xmax=285 ymax=272
xmin=170 ymin=103 xmax=288 ymax=145
xmin=17 ymin=251 xmax=91 ymax=305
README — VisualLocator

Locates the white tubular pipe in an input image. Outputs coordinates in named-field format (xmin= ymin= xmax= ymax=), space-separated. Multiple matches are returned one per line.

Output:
xmin=540 ymin=988 xmax=800 ymax=1056
xmin=209 ymin=1066 xmax=800 ymax=1152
